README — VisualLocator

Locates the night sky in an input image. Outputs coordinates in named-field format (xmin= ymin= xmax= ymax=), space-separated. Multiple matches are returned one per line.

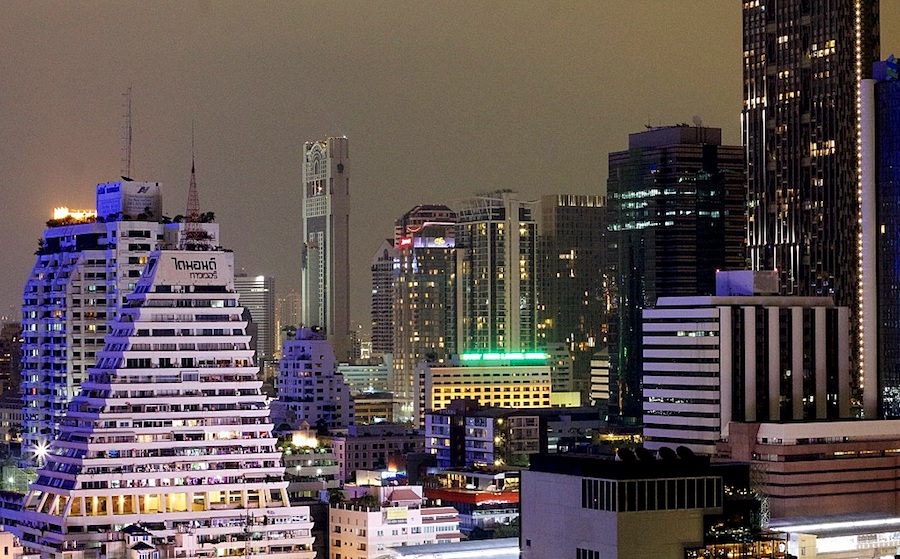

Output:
xmin=2 ymin=2 xmax=899 ymax=332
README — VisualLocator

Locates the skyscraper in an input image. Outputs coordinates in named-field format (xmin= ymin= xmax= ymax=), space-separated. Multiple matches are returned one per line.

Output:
xmin=370 ymin=239 xmax=397 ymax=356
xmin=743 ymin=0 xmax=880 ymax=406
xmin=12 ymin=248 xmax=316 ymax=557
xmin=537 ymin=194 xmax=607 ymax=400
xmin=392 ymin=205 xmax=457 ymax=423
xmin=20 ymin=182 xmax=219 ymax=458
xmin=455 ymin=191 xmax=537 ymax=353
xmin=865 ymin=58 xmax=900 ymax=417
xmin=234 ymin=274 xmax=277 ymax=366
xmin=300 ymin=136 xmax=351 ymax=361
xmin=606 ymin=125 xmax=745 ymax=424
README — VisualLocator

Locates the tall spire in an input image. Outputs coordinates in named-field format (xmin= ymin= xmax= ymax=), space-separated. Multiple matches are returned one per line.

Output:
xmin=179 ymin=124 xmax=214 ymax=250
xmin=186 ymin=124 xmax=200 ymax=223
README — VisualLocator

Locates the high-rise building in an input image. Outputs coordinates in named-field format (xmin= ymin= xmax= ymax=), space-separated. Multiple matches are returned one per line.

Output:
xmin=392 ymin=205 xmax=457 ymax=423
xmin=864 ymin=58 xmax=900 ymax=418
xmin=537 ymin=194 xmax=607 ymax=400
xmin=273 ymin=327 xmax=354 ymax=431
xmin=643 ymin=290 xmax=852 ymax=455
xmin=456 ymin=191 xmax=537 ymax=353
xmin=275 ymin=289 xmax=301 ymax=354
xmin=0 ymin=322 xmax=22 ymax=396
xmin=234 ymin=274 xmax=277 ymax=366
xmin=370 ymin=239 xmax=397 ymax=356
xmin=12 ymin=249 xmax=316 ymax=558
xmin=20 ymin=181 xmax=219 ymax=458
xmin=743 ymin=0 xmax=880 ymax=409
xmin=300 ymin=137 xmax=351 ymax=361
xmin=606 ymin=126 xmax=745 ymax=424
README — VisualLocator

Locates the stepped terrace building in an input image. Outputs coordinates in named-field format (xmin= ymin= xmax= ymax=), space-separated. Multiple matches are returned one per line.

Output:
xmin=11 ymin=249 xmax=315 ymax=559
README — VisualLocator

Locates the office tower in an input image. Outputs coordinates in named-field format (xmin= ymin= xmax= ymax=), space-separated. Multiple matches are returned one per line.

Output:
xmin=300 ymin=137 xmax=351 ymax=361
xmin=392 ymin=205 xmax=458 ymax=423
xmin=12 ymin=249 xmax=315 ymax=558
xmin=643 ymin=290 xmax=852 ymax=455
xmin=20 ymin=182 xmax=219 ymax=458
xmin=370 ymin=239 xmax=397 ymax=356
xmin=0 ymin=322 xmax=22 ymax=396
xmin=456 ymin=191 xmax=537 ymax=352
xmin=537 ymin=194 xmax=607 ymax=400
xmin=606 ymin=125 xmax=745 ymax=424
xmin=234 ymin=274 xmax=276 ymax=367
xmin=743 ymin=0 xmax=880 ymax=410
xmin=273 ymin=327 xmax=354 ymax=431
xmin=275 ymin=289 xmax=300 ymax=354
xmin=864 ymin=59 xmax=900 ymax=417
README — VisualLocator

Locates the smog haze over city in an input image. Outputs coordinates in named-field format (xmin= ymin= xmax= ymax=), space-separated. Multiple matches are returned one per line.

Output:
xmin=3 ymin=1 xmax=900 ymax=330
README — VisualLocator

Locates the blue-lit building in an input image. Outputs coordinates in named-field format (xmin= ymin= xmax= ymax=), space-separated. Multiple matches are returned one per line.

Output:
xmin=870 ymin=57 xmax=900 ymax=418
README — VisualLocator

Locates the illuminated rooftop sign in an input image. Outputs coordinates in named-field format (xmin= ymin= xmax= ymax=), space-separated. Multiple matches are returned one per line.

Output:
xmin=460 ymin=352 xmax=548 ymax=362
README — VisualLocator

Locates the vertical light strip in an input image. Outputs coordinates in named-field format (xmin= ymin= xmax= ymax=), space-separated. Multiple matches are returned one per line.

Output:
xmin=855 ymin=0 xmax=865 ymax=403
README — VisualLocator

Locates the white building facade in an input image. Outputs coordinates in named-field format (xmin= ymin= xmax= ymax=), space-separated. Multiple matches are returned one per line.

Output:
xmin=12 ymin=249 xmax=314 ymax=558
xmin=273 ymin=327 xmax=354 ymax=431
xmin=21 ymin=182 xmax=219 ymax=458
xmin=643 ymin=295 xmax=852 ymax=455
xmin=329 ymin=485 xmax=461 ymax=559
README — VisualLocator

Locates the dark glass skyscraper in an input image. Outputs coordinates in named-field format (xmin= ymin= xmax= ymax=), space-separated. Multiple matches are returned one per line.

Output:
xmin=537 ymin=194 xmax=608 ymax=400
xmin=743 ymin=0 xmax=880 ymax=407
xmin=871 ymin=61 xmax=900 ymax=417
xmin=606 ymin=126 xmax=745 ymax=424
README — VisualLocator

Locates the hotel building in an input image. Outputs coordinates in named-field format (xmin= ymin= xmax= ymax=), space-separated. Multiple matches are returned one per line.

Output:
xmin=11 ymin=248 xmax=315 ymax=558
xmin=20 ymin=181 xmax=218 ymax=459
xmin=416 ymin=352 xmax=552 ymax=426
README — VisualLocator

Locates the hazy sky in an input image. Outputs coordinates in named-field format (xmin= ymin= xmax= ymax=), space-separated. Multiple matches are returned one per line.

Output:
xmin=2 ymin=2 xmax=899 ymax=331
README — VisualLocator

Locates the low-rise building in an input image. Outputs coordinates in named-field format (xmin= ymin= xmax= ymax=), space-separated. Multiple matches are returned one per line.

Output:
xmin=717 ymin=420 xmax=900 ymax=519
xmin=273 ymin=327 xmax=354 ymax=431
xmin=329 ymin=485 xmax=462 ymax=559
xmin=521 ymin=452 xmax=786 ymax=559
xmin=425 ymin=399 xmax=603 ymax=468
xmin=424 ymin=467 xmax=519 ymax=537
xmin=416 ymin=352 xmax=553 ymax=426
xmin=327 ymin=424 xmax=424 ymax=482
xmin=279 ymin=429 xmax=341 ymax=504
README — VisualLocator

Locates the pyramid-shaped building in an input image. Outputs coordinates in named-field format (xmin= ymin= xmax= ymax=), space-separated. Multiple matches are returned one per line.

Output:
xmin=12 ymin=248 xmax=315 ymax=558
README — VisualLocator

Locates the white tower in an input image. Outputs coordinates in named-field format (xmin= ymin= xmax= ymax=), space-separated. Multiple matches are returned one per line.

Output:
xmin=300 ymin=137 xmax=351 ymax=361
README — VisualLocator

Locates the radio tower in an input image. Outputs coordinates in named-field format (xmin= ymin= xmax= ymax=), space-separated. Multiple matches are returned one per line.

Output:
xmin=121 ymin=86 xmax=133 ymax=178
xmin=180 ymin=126 xmax=214 ymax=250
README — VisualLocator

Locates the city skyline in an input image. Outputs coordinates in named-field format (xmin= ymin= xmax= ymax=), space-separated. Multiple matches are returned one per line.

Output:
xmin=3 ymin=3 xmax=900 ymax=333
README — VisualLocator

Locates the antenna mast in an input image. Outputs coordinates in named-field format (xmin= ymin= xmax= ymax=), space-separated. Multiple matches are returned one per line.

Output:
xmin=121 ymin=86 xmax=133 ymax=178
xmin=180 ymin=123 xmax=214 ymax=250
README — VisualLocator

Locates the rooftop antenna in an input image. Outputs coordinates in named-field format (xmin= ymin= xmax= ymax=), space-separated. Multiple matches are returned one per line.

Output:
xmin=179 ymin=123 xmax=214 ymax=250
xmin=121 ymin=86 xmax=133 ymax=179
